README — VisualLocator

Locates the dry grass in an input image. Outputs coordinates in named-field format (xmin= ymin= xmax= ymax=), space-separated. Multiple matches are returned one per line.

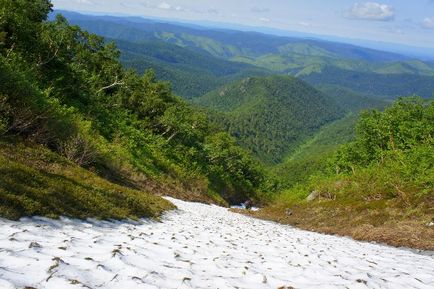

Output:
xmin=235 ymin=200 xmax=434 ymax=251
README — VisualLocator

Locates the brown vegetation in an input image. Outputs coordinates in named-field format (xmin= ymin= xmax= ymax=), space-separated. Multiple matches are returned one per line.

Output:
xmin=234 ymin=200 xmax=434 ymax=251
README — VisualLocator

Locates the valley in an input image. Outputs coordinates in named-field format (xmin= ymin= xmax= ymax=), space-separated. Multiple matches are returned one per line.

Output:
xmin=0 ymin=2 xmax=433 ymax=288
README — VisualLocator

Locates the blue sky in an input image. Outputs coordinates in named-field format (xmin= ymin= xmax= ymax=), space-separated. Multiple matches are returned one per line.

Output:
xmin=52 ymin=0 xmax=434 ymax=48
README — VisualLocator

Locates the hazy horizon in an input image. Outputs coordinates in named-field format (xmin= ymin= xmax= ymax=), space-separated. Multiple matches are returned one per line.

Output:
xmin=52 ymin=0 xmax=434 ymax=53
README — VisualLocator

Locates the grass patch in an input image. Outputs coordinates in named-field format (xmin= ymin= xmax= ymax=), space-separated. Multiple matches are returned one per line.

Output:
xmin=0 ymin=138 xmax=175 ymax=220
xmin=240 ymin=198 xmax=434 ymax=250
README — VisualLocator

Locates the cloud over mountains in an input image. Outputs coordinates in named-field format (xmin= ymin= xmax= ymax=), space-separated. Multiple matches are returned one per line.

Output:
xmin=345 ymin=2 xmax=395 ymax=21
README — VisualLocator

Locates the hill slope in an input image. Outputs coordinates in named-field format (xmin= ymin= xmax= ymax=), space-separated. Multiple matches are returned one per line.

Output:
xmin=271 ymin=114 xmax=358 ymax=190
xmin=0 ymin=1 xmax=266 ymax=218
xmin=194 ymin=76 xmax=344 ymax=163
xmin=0 ymin=138 xmax=174 ymax=220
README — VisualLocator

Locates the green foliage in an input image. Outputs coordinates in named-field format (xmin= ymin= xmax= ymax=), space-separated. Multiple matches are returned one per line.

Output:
xmin=0 ymin=0 xmax=52 ymax=57
xmin=332 ymin=97 xmax=434 ymax=172
xmin=0 ymin=0 xmax=265 ymax=217
xmin=204 ymin=132 xmax=264 ymax=203
xmin=195 ymin=75 xmax=344 ymax=163
xmin=0 ymin=139 xmax=174 ymax=220
xmin=276 ymin=97 xmax=434 ymax=207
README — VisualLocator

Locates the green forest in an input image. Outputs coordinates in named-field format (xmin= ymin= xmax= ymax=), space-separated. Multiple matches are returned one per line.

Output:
xmin=194 ymin=75 xmax=344 ymax=163
xmin=0 ymin=0 xmax=266 ymax=219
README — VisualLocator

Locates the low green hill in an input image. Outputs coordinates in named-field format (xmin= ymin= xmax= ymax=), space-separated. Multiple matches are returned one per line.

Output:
xmin=194 ymin=76 xmax=344 ymax=163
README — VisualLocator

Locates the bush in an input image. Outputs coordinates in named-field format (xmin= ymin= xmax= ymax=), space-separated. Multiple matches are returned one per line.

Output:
xmin=0 ymin=95 xmax=7 ymax=135
xmin=275 ymin=97 xmax=434 ymax=208
xmin=320 ymin=97 xmax=433 ymax=204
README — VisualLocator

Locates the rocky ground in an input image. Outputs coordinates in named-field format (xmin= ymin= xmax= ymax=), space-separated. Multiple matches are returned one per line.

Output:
xmin=0 ymin=198 xmax=433 ymax=289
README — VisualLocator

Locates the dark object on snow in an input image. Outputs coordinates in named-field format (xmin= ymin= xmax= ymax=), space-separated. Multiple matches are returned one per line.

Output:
xmin=29 ymin=242 xmax=42 ymax=249
xmin=243 ymin=199 xmax=253 ymax=210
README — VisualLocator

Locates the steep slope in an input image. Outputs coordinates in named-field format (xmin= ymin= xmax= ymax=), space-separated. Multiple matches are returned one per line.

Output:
xmin=256 ymin=98 xmax=434 ymax=251
xmin=0 ymin=139 xmax=174 ymax=220
xmin=0 ymin=2 xmax=265 ymax=216
xmin=1 ymin=197 xmax=433 ymax=288
xmin=194 ymin=76 xmax=344 ymax=163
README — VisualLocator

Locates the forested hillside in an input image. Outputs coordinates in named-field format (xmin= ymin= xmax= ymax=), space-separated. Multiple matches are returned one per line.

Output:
xmin=194 ymin=76 xmax=344 ymax=163
xmin=1 ymin=3 xmax=432 ymax=250
xmin=0 ymin=0 xmax=266 ymax=220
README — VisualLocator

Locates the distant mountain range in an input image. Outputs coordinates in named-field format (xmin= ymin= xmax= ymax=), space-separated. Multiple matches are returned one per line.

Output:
xmin=52 ymin=10 xmax=434 ymax=101
xmin=54 ymin=10 xmax=434 ymax=60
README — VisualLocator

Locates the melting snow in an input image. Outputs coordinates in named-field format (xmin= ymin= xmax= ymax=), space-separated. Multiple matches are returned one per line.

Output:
xmin=0 ymin=198 xmax=433 ymax=289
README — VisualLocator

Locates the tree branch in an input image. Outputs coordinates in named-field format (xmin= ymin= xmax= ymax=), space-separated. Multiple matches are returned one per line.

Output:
xmin=98 ymin=75 xmax=124 ymax=93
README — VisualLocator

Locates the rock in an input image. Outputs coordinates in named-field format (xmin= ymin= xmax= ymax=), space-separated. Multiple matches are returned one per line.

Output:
xmin=29 ymin=242 xmax=42 ymax=249
xmin=285 ymin=209 xmax=293 ymax=216
xmin=428 ymin=221 xmax=434 ymax=227
xmin=306 ymin=191 xmax=320 ymax=202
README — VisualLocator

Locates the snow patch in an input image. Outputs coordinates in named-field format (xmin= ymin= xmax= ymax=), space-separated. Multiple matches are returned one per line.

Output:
xmin=0 ymin=198 xmax=433 ymax=288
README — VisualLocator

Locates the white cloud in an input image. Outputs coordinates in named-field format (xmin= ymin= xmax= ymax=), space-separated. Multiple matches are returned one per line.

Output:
xmin=207 ymin=8 xmax=219 ymax=14
xmin=298 ymin=21 xmax=311 ymax=27
xmin=259 ymin=17 xmax=270 ymax=23
xmin=156 ymin=2 xmax=192 ymax=12
xmin=251 ymin=7 xmax=270 ymax=13
xmin=423 ymin=17 xmax=434 ymax=29
xmin=345 ymin=2 xmax=395 ymax=21
xmin=158 ymin=2 xmax=171 ymax=10
xmin=76 ymin=0 xmax=94 ymax=4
